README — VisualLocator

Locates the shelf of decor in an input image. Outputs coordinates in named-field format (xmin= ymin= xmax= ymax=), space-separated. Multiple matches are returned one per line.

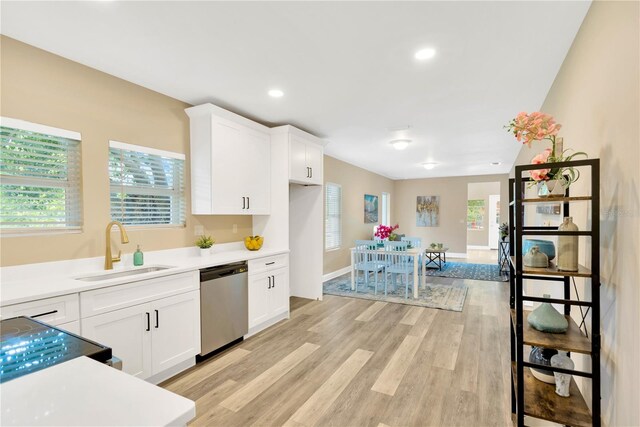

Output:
xmin=509 ymin=310 xmax=592 ymax=354
xmin=510 ymin=363 xmax=593 ymax=427
xmin=508 ymin=157 xmax=601 ymax=427
xmin=509 ymin=256 xmax=592 ymax=278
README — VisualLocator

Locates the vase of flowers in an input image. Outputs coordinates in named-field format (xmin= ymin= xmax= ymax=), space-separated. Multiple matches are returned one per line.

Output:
xmin=505 ymin=112 xmax=587 ymax=195
xmin=499 ymin=222 xmax=509 ymax=241
xmin=374 ymin=224 xmax=399 ymax=241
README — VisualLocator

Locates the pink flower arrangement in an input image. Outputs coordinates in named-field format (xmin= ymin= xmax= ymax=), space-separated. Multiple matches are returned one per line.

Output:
xmin=529 ymin=148 xmax=552 ymax=182
xmin=374 ymin=224 xmax=399 ymax=240
xmin=505 ymin=112 xmax=562 ymax=147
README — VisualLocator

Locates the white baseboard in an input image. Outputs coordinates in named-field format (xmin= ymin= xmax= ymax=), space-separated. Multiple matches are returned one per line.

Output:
xmin=467 ymin=245 xmax=491 ymax=250
xmin=446 ymin=252 xmax=468 ymax=259
xmin=322 ymin=266 xmax=351 ymax=282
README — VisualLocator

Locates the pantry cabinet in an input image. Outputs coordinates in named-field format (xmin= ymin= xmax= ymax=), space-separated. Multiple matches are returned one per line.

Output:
xmin=289 ymin=133 xmax=323 ymax=185
xmin=186 ymin=103 xmax=271 ymax=215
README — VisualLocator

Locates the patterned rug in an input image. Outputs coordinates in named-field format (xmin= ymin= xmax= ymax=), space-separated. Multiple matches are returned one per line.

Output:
xmin=423 ymin=262 xmax=508 ymax=282
xmin=323 ymin=273 xmax=468 ymax=312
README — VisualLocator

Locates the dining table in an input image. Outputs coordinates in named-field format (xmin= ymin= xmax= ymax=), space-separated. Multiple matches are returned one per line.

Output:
xmin=350 ymin=246 xmax=425 ymax=299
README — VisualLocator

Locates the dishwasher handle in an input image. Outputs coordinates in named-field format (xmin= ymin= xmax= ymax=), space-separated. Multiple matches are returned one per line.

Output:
xmin=200 ymin=262 xmax=248 ymax=282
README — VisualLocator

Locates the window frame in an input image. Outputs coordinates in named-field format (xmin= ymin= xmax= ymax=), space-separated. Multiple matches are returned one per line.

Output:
xmin=324 ymin=182 xmax=342 ymax=251
xmin=0 ymin=117 xmax=83 ymax=236
xmin=108 ymin=140 xmax=186 ymax=229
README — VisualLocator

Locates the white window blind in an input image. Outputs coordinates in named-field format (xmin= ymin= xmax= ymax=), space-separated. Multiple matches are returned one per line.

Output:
xmin=325 ymin=183 xmax=342 ymax=250
xmin=0 ymin=118 xmax=82 ymax=233
xmin=109 ymin=141 xmax=185 ymax=227
xmin=381 ymin=192 xmax=390 ymax=226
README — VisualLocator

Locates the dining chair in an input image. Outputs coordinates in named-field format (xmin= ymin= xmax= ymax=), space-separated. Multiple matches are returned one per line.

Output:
xmin=401 ymin=236 xmax=423 ymax=275
xmin=353 ymin=240 xmax=385 ymax=294
xmin=383 ymin=241 xmax=413 ymax=298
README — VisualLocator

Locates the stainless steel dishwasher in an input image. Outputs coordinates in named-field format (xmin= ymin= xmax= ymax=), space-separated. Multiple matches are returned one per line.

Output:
xmin=199 ymin=262 xmax=248 ymax=357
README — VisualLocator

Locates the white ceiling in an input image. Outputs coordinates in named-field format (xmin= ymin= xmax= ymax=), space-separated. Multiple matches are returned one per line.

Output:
xmin=1 ymin=1 xmax=591 ymax=180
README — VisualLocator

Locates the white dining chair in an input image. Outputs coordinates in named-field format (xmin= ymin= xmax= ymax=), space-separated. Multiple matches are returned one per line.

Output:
xmin=383 ymin=241 xmax=413 ymax=298
xmin=353 ymin=240 xmax=385 ymax=294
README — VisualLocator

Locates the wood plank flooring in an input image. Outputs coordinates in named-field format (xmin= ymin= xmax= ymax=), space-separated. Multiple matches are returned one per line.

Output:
xmin=161 ymin=276 xmax=513 ymax=426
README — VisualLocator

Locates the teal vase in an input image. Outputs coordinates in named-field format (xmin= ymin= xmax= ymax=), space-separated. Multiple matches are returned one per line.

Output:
xmin=527 ymin=294 xmax=568 ymax=333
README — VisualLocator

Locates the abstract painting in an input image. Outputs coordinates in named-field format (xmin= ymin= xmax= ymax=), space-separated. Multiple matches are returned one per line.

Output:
xmin=364 ymin=194 xmax=379 ymax=223
xmin=416 ymin=195 xmax=439 ymax=227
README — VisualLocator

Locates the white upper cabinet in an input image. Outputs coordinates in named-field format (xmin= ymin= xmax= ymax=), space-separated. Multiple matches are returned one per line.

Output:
xmin=287 ymin=129 xmax=324 ymax=186
xmin=186 ymin=104 xmax=271 ymax=215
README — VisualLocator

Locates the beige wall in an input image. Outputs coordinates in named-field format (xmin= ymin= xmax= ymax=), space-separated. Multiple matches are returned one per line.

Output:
xmin=323 ymin=155 xmax=395 ymax=275
xmin=0 ymin=36 xmax=252 ymax=267
xmin=467 ymin=181 xmax=501 ymax=247
xmin=394 ymin=174 xmax=509 ymax=254
xmin=510 ymin=2 xmax=639 ymax=425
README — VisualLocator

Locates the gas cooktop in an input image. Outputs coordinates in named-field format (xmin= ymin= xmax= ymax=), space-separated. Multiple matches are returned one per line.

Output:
xmin=0 ymin=316 xmax=112 ymax=383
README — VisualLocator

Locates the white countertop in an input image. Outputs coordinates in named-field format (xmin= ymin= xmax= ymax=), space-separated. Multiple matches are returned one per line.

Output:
xmin=0 ymin=356 xmax=195 ymax=426
xmin=0 ymin=244 xmax=288 ymax=306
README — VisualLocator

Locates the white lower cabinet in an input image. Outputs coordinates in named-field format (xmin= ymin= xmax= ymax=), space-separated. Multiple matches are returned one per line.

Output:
xmin=81 ymin=290 xmax=200 ymax=380
xmin=248 ymin=266 xmax=289 ymax=333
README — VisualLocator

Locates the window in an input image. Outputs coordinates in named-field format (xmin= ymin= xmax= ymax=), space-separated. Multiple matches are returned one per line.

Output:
xmin=1 ymin=118 xmax=82 ymax=234
xmin=381 ymin=192 xmax=390 ymax=226
xmin=109 ymin=141 xmax=185 ymax=227
xmin=325 ymin=183 xmax=342 ymax=250
xmin=467 ymin=199 xmax=485 ymax=230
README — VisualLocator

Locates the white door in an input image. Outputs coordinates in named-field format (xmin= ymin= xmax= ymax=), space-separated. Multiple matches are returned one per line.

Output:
xmin=82 ymin=304 xmax=152 ymax=379
xmin=210 ymin=117 xmax=246 ymax=214
xmin=289 ymin=136 xmax=309 ymax=183
xmin=242 ymin=125 xmax=271 ymax=214
xmin=151 ymin=291 xmax=201 ymax=374
xmin=305 ymin=143 xmax=323 ymax=185
xmin=248 ymin=272 xmax=271 ymax=328
xmin=269 ymin=268 xmax=289 ymax=317
xmin=488 ymin=194 xmax=500 ymax=249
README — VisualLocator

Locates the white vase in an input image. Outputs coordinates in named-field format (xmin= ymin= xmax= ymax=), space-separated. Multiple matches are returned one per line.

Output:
xmin=557 ymin=217 xmax=579 ymax=271
xmin=551 ymin=354 xmax=574 ymax=397
xmin=546 ymin=179 xmax=566 ymax=196
xmin=199 ymin=247 xmax=211 ymax=257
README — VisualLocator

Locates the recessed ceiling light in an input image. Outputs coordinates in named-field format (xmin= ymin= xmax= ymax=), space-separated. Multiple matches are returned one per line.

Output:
xmin=422 ymin=162 xmax=438 ymax=170
xmin=390 ymin=139 xmax=411 ymax=150
xmin=491 ymin=162 xmax=502 ymax=166
xmin=268 ymin=89 xmax=284 ymax=98
xmin=414 ymin=48 xmax=436 ymax=61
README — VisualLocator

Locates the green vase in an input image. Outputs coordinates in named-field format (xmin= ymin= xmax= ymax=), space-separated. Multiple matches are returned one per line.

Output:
xmin=527 ymin=294 xmax=568 ymax=333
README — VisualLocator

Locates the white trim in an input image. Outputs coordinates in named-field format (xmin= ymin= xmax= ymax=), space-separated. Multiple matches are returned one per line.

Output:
xmin=446 ymin=252 xmax=468 ymax=259
xmin=467 ymin=245 xmax=491 ymax=250
xmin=322 ymin=266 xmax=351 ymax=282
xmin=109 ymin=140 xmax=185 ymax=160
xmin=1 ymin=116 xmax=81 ymax=141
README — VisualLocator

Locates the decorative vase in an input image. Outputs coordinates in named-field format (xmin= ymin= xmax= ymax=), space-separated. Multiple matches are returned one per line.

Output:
xmin=199 ymin=247 xmax=211 ymax=257
xmin=529 ymin=346 xmax=558 ymax=384
xmin=522 ymin=239 xmax=555 ymax=261
xmin=557 ymin=217 xmax=579 ymax=271
xmin=524 ymin=246 xmax=549 ymax=268
xmin=546 ymin=179 xmax=566 ymax=196
xmin=527 ymin=294 xmax=568 ymax=333
xmin=537 ymin=181 xmax=550 ymax=197
xmin=551 ymin=354 xmax=574 ymax=397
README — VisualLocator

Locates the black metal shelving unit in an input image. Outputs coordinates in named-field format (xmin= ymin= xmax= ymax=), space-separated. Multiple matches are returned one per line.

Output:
xmin=508 ymin=159 xmax=600 ymax=427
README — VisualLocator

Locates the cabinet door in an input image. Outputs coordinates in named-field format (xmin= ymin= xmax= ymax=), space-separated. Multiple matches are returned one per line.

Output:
xmin=289 ymin=135 xmax=309 ymax=183
xmin=248 ymin=272 xmax=271 ymax=328
xmin=242 ymin=125 xmax=270 ymax=214
xmin=82 ymin=304 xmax=152 ymax=379
xmin=210 ymin=116 xmax=247 ymax=214
xmin=150 ymin=291 xmax=201 ymax=375
xmin=269 ymin=268 xmax=290 ymax=317
xmin=306 ymin=143 xmax=323 ymax=185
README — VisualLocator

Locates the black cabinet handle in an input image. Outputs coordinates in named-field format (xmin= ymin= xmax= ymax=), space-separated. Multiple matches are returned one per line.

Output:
xmin=265 ymin=261 xmax=275 ymax=266
xmin=268 ymin=276 xmax=272 ymax=289
xmin=247 ymin=197 xmax=250 ymax=210
xmin=310 ymin=167 xmax=313 ymax=178
xmin=32 ymin=310 xmax=58 ymax=318
xmin=242 ymin=197 xmax=246 ymax=209
xmin=146 ymin=312 xmax=150 ymax=331
xmin=155 ymin=309 xmax=159 ymax=328
xmin=272 ymin=275 xmax=275 ymax=287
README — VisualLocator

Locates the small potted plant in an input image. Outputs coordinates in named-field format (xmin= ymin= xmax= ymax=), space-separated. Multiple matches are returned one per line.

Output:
xmin=195 ymin=235 xmax=214 ymax=256
xmin=499 ymin=222 xmax=509 ymax=241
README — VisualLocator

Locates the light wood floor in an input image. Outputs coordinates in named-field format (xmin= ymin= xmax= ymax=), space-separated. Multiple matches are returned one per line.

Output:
xmin=162 ymin=276 xmax=513 ymax=427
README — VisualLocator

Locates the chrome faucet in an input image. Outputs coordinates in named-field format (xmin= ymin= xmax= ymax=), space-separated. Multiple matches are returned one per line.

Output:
xmin=105 ymin=221 xmax=129 ymax=270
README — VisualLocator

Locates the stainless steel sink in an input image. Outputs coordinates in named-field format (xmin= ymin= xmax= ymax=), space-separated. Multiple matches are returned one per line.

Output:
xmin=75 ymin=266 xmax=174 ymax=282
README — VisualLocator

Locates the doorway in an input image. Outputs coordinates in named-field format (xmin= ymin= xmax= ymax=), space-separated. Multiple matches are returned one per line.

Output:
xmin=466 ymin=181 xmax=501 ymax=263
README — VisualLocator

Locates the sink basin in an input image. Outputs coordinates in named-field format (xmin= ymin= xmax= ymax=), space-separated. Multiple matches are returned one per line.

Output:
xmin=75 ymin=266 xmax=174 ymax=282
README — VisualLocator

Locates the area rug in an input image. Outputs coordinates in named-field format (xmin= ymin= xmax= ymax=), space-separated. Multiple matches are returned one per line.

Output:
xmin=423 ymin=262 xmax=508 ymax=282
xmin=323 ymin=273 xmax=468 ymax=312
